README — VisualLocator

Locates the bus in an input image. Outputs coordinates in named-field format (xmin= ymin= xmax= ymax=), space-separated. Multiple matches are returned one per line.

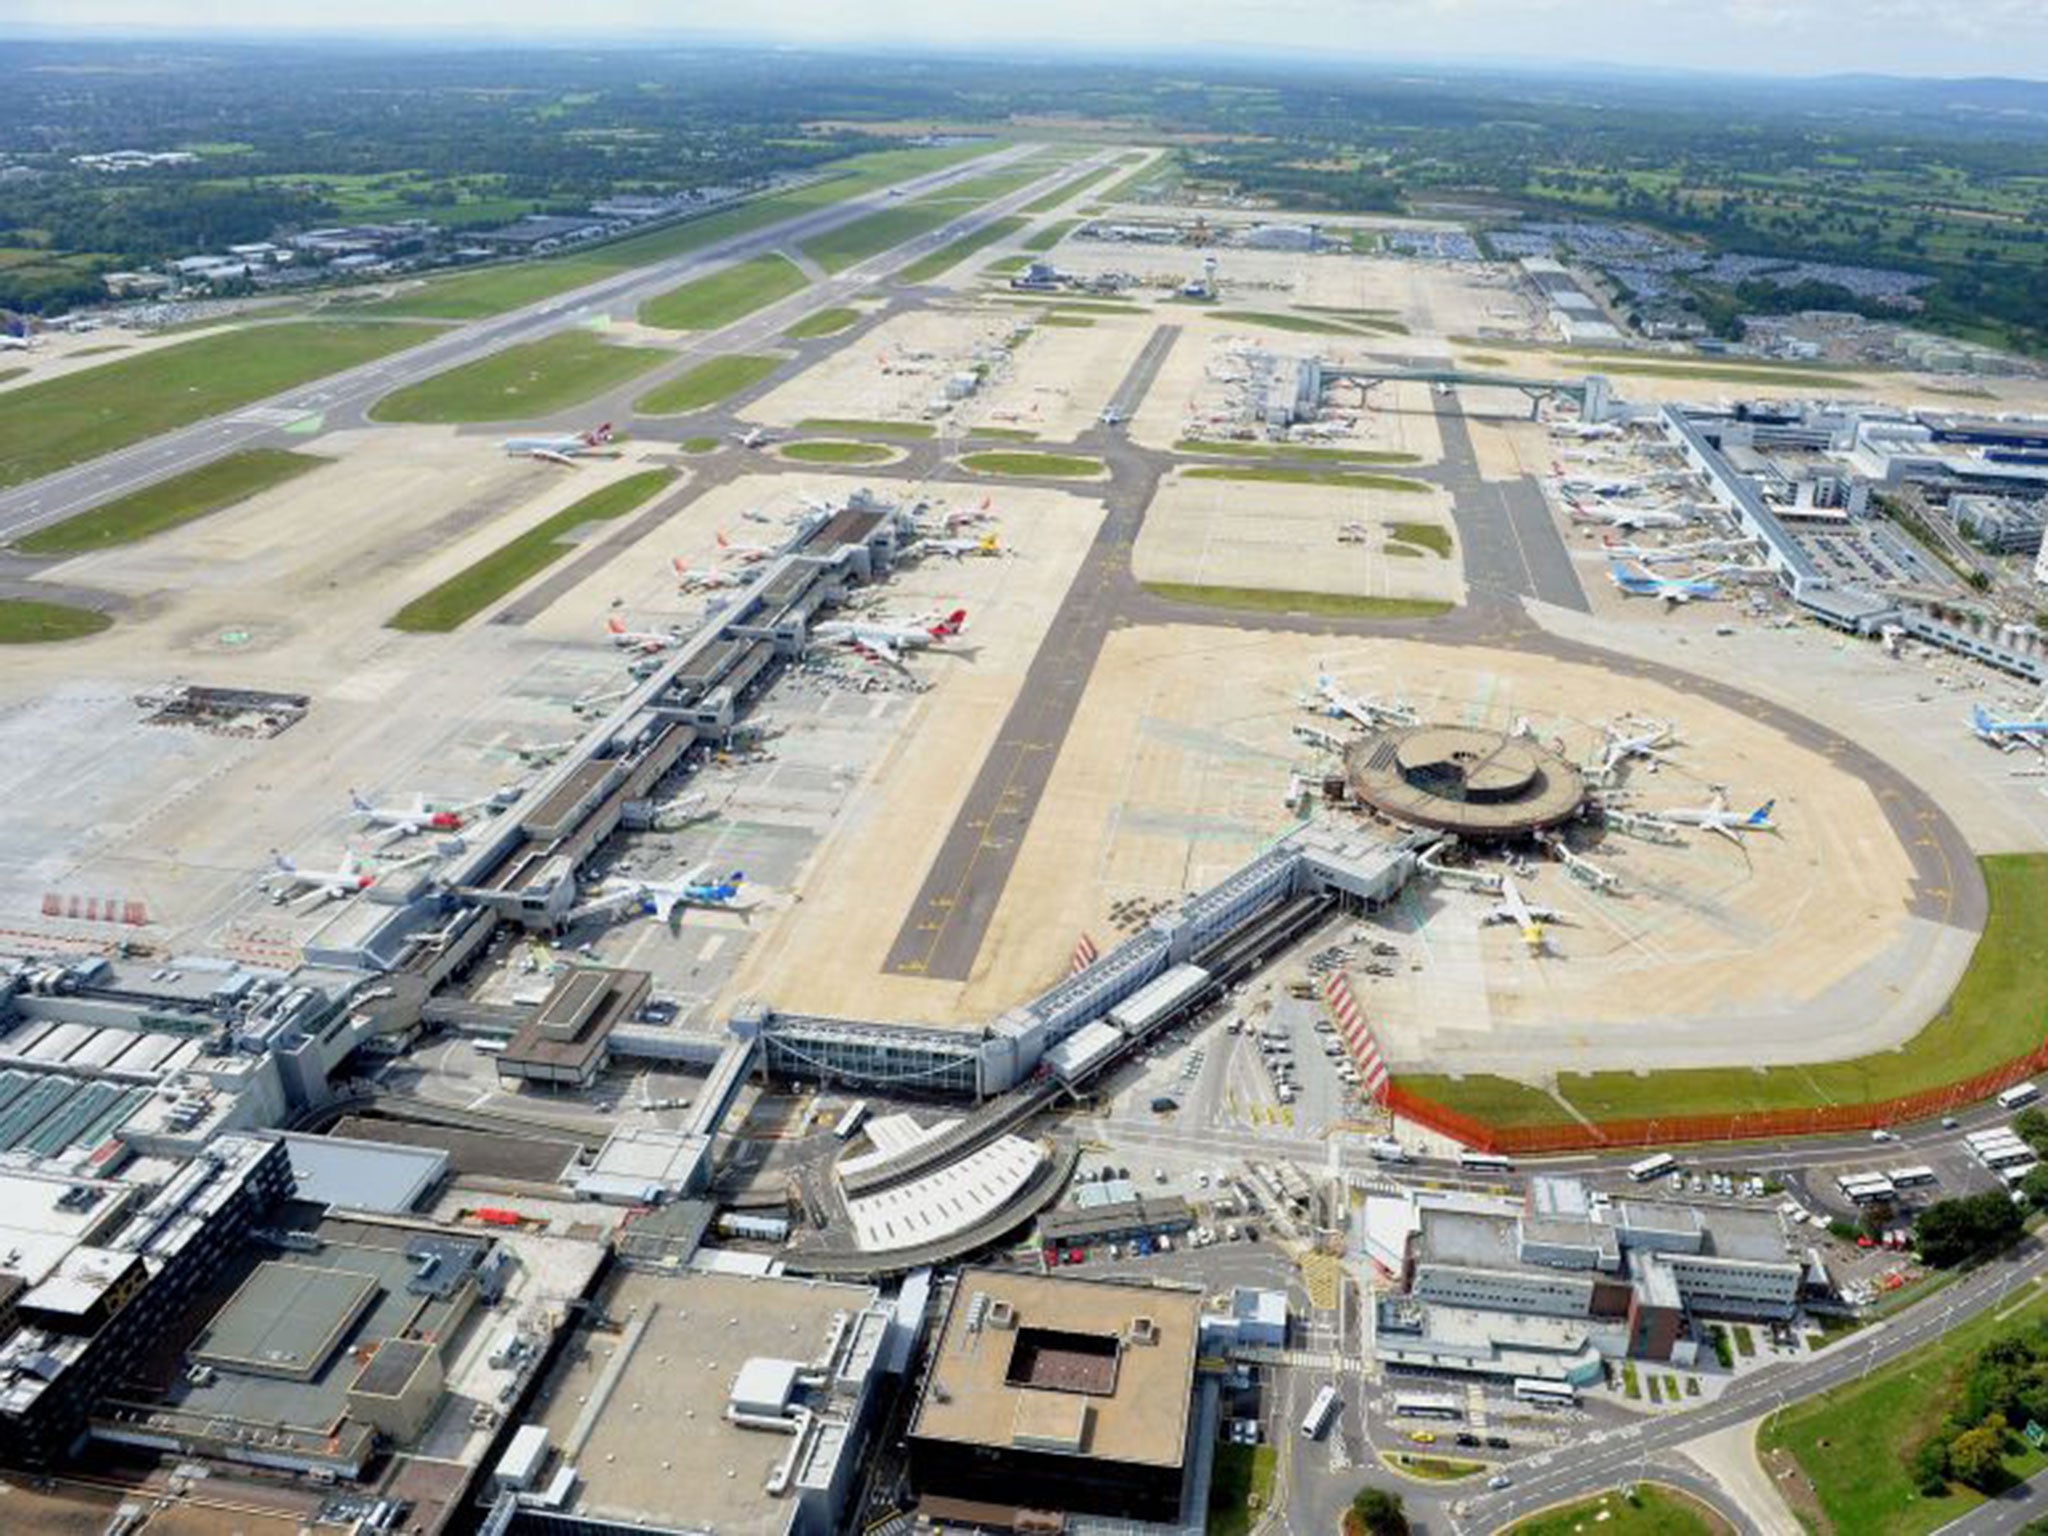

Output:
xmin=1836 ymin=1174 xmax=1897 ymax=1204
xmin=834 ymin=1100 xmax=870 ymax=1141
xmin=473 ymin=1038 xmax=507 ymax=1056
xmin=1512 ymin=1378 xmax=1578 ymax=1408
xmin=1458 ymin=1151 xmax=1514 ymax=1175
xmin=1391 ymin=1393 xmax=1463 ymax=1421
xmin=1628 ymin=1153 xmax=1678 ymax=1183
xmin=1971 ymin=1137 xmax=2035 ymax=1170
xmin=1301 ymin=1384 xmax=1340 ymax=1440
xmin=1886 ymin=1166 xmax=1937 ymax=1189
xmin=1999 ymin=1082 xmax=2041 ymax=1111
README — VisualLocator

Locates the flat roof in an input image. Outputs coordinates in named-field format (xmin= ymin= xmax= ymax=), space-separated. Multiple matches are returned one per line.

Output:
xmin=1416 ymin=1208 xmax=1522 ymax=1270
xmin=352 ymin=1336 xmax=436 ymax=1399
xmin=280 ymin=1132 xmax=447 ymax=1214
xmin=193 ymin=1262 xmax=381 ymax=1382
xmin=525 ymin=1265 xmax=878 ymax=1534
xmin=912 ymin=1269 xmax=1200 ymax=1470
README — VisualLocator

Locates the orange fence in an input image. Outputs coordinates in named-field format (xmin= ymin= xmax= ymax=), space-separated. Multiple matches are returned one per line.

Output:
xmin=1387 ymin=1036 xmax=2048 ymax=1156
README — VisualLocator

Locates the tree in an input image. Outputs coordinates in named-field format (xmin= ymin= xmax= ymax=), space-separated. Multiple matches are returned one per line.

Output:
xmin=1911 ymin=1435 xmax=1951 ymax=1496
xmin=1917 ymin=1192 xmax=2025 ymax=1268
xmin=2014 ymin=1106 xmax=2048 ymax=1155
xmin=2016 ymin=1164 xmax=2048 ymax=1210
xmin=1348 ymin=1487 xmax=1409 ymax=1536
xmin=1949 ymin=1415 xmax=2008 ymax=1490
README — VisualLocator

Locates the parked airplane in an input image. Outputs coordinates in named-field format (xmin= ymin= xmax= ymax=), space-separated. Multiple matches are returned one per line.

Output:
xmin=716 ymin=531 xmax=774 ymax=564
xmin=905 ymin=532 xmax=1002 ymax=562
xmin=1598 ymin=720 xmax=1676 ymax=775
xmin=1607 ymin=561 xmax=1721 ymax=603
xmin=1551 ymin=421 xmax=1623 ymax=440
xmin=1602 ymin=535 xmax=1753 ymax=565
xmin=647 ymin=790 xmax=713 ymax=830
xmin=1969 ymin=703 xmax=2048 ymax=748
xmin=606 ymin=616 xmax=682 ymax=654
xmin=811 ymin=608 xmax=968 ymax=667
xmin=576 ymin=863 xmax=750 ymax=925
xmin=1304 ymin=674 xmax=1418 ymax=730
xmin=347 ymin=791 xmax=468 ymax=841
xmin=265 ymin=849 xmax=373 ymax=903
xmin=501 ymin=423 xmax=614 ymax=459
xmin=731 ymin=427 xmax=776 ymax=449
xmin=1646 ymin=791 xmax=1776 ymax=844
xmin=1483 ymin=875 xmax=1566 ymax=953
xmin=672 ymin=557 xmax=743 ymax=593
xmin=512 ymin=739 xmax=576 ymax=767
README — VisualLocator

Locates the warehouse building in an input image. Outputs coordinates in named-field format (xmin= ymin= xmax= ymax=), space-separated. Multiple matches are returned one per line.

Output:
xmin=908 ymin=1269 xmax=1204 ymax=1524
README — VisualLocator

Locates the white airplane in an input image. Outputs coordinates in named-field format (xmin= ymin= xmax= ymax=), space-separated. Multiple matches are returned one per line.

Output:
xmin=1567 ymin=497 xmax=1691 ymax=531
xmin=811 ymin=608 xmax=968 ymax=668
xmin=501 ymin=423 xmax=614 ymax=459
xmin=606 ymin=615 xmax=682 ymax=654
xmin=647 ymin=790 xmax=714 ymax=830
xmin=347 ymin=791 xmax=471 ymax=842
xmin=1607 ymin=560 xmax=1721 ymax=603
xmin=575 ymin=863 xmax=750 ymax=925
xmin=265 ymin=849 xmax=374 ymax=903
xmin=1598 ymin=720 xmax=1676 ymax=775
xmin=672 ymin=557 xmax=743 ymax=593
xmin=513 ymin=738 xmax=577 ymax=767
xmin=716 ymin=531 xmax=774 ymax=565
xmin=1969 ymin=704 xmax=2048 ymax=750
xmin=529 ymin=448 xmax=580 ymax=469
xmin=1483 ymin=875 xmax=1566 ymax=954
xmin=1551 ymin=421 xmax=1623 ymax=440
xmin=905 ymin=532 xmax=1003 ymax=562
xmin=1646 ymin=791 xmax=1776 ymax=844
xmin=1601 ymin=536 xmax=1753 ymax=566
xmin=1304 ymin=674 xmax=1417 ymax=730
xmin=731 ymin=427 xmax=776 ymax=449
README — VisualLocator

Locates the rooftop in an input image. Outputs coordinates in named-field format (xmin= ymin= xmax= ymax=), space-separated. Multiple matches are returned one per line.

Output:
xmin=911 ymin=1269 xmax=1201 ymax=1470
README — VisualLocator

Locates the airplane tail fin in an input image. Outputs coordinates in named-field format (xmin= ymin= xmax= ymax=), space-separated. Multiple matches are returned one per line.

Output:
xmin=1972 ymin=704 xmax=1993 ymax=733
xmin=271 ymin=851 xmax=295 ymax=872
xmin=1749 ymin=800 xmax=1776 ymax=825
xmin=607 ymin=616 xmax=627 ymax=635
xmin=931 ymin=609 xmax=967 ymax=638
xmin=585 ymin=423 xmax=613 ymax=445
xmin=716 ymin=531 xmax=730 ymax=549
xmin=349 ymin=791 xmax=370 ymax=813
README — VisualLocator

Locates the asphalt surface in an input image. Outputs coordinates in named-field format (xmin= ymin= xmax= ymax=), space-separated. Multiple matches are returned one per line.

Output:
xmin=0 ymin=142 xmax=1057 ymax=545
xmin=1431 ymin=398 xmax=1589 ymax=612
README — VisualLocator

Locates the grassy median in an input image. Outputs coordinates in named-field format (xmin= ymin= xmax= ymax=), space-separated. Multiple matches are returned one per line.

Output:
xmin=1174 ymin=439 xmax=1423 ymax=467
xmin=17 ymin=450 xmax=328 ymax=556
xmin=959 ymin=449 xmax=1104 ymax=478
xmin=1505 ymin=1484 xmax=1732 ymax=1536
xmin=634 ymin=354 xmax=782 ymax=415
xmin=639 ymin=254 xmax=808 ymax=331
xmin=388 ymin=468 xmax=677 ymax=632
xmin=785 ymin=307 xmax=861 ymax=340
xmin=779 ymin=440 xmax=898 ymax=465
xmin=796 ymin=418 xmax=935 ymax=439
xmin=0 ymin=599 xmax=113 ymax=643
xmin=897 ymin=216 xmax=1029 ymax=284
xmin=371 ymin=332 xmax=667 ymax=424
xmin=1183 ymin=465 xmax=1431 ymax=494
xmin=1141 ymin=582 xmax=1452 ymax=621
xmin=0 ymin=322 xmax=435 ymax=490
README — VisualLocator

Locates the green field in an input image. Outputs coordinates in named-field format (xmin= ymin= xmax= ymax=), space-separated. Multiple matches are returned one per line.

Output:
xmin=984 ymin=255 xmax=1031 ymax=275
xmin=679 ymin=436 xmax=719 ymax=453
xmin=370 ymin=332 xmax=667 ymax=424
xmin=1389 ymin=522 xmax=1453 ymax=558
xmin=779 ymin=440 xmax=898 ymax=465
xmin=1021 ymin=219 xmax=1082 ymax=253
xmin=1205 ymin=1443 xmax=1276 ymax=1536
xmin=388 ymin=468 xmax=677 ymax=632
xmin=357 ymin=142 xmax=1003 ymax=320
xmin=1405 ymin=853 xmax=2048 ymax=1129
xmin=1021 ymin=162 xmax=1120 ymax=213
xmin=639 ymin=254 xmax=808 ymax=331
xmin=1505 ymin=1484 xmax=1732 ymax=1536
xmin=0 ymin=323 xmax=435 ymax=490
xmin=634 ymin=354 xmax=782 ymax=415
xmin=1209 ymin=309 xmax=1382 ymax=336
xmin=1183 ymin=465 xmax=1432 ymax=494
xmin=1141 ymin=582 xmax=1453 ymax=621
xmin=804 ymin=206 xmax=957 ymax=274
xmin=16 ymin=450 xmax=328 ymax=555
xmin=1588 ymin=358 xmax=1865 ymax=389
xmin=897 ymin=217 xmax=1030 ymax=284
xmin=796 ymin=418 xmax=935 ymax=439
xmin=1174 ymin=439 xmax=1423 ymax=466
xmin=0 ymin=599 xmax=113 ymax=644
xmin=784 ymin=307 xmax=861 ymax=340
xmin=1758 ymin=1290 xmax=2048 ymax=1534
xmin=0 ymin=367 xmax=26 ymax=384
xmin=968 ymin=426 xmax=1039 ymax=441
xmin=959 ymin=450 xmax=1105 ymax=478
xmin=1042 ymin=315 xmax=1095 ymax=327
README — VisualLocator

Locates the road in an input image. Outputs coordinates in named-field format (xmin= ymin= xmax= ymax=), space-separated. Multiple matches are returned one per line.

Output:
xmin=0 ymin=140 xmax=1063 ymax=544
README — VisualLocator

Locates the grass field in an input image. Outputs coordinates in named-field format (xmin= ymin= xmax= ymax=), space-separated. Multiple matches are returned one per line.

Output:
xmin=0 ymin=367 xmax=24 ymax=385
xmin=680 ymin=436 xmax=719 ymax=453
xmin=1387 ymin=1453 xmax=1485 ymax=1481
xmin=1042 ymin=315 xmax=1095 ymax=327
xmin=1142 ymin=582 xmax=1453 ymax=621
xmin=639 ymin=254 xmax=808 ymax=331
xmin=779 ymin=440 xmax=898 ymax=465
xmin=1210 ymin=309 xmax=1381 ymax=336
xmin=354 ymin=142 xmax=1003 ymax=320
xmin=1505 ymin=1484 xmax=1733 ymax=1536
xmin=796 ymin=418 xmax=935 ymax=439
xmin=16 ymin=450 xmax=327 ymax=555
xmin=388 ymin=468 xmax=677 ymax=632
xmin=897 ymin=216 xmax=1030 ymax=284
xmin=634 ymin=354 xmax=782 ymax=415
xmin=959 ymin=449 xmax=1105 ymax=478
xmin=968 ymin=426 xmax=1039 ymax=441
xmin=1405 ymin=853 xmax=2048 ymax=1130
xmin=1021 ymin=218 xmax=1082 ymax=254
xmin=1758 ymin=1289 xmax=2048 ymax=1534
xmin=1205 ymin=1443 xmax=1275 ymax=1536
xmin=369 ymin=332 xmax=667 ymax=424
xmin=804 ymin=205 xmax=958 ymax=274
xmin=1174 ymin=439 xmax=1423 ymax=466
xmin=0 ymin=599 xmax=113 ymax=644
xmin=1588 ymin=359 xmax=1865 ymax=389
xmin=0 ymin=323 xmax=435 ymax=490
xmin=1021 ymin=163 xmax=1120 ymax=213
xmin=1183 ymin=465 xmax=1432 ymax=494
xmin=1389 ymin=521 xmax=1453 ymax=558
xmin=784 ymin=307 xmax=861 ymax=340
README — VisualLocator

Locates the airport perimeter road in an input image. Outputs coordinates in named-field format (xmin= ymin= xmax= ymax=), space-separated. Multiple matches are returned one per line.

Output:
xmin=0 ymin=142 xmax=1070 ymax=544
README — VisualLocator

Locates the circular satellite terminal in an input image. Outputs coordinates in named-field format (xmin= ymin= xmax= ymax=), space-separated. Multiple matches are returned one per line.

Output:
xmin=1346 ymin=724 xmax=1587 ymax=839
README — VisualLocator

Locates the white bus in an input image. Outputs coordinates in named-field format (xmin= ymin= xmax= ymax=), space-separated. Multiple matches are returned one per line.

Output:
xmin=1886 ymin=1166 xmax=1937 ymax=1189
xmin=1628 ymin=1153 xmax=1678 ymax=1183
xmin=834 ymin=1100 xmax=870 ymax=1141
xmin=1978 ymin=1141 xmax=2036 ymax=1171
xmin=1512 ymin=1378 xmax=1578 ymax=1408
xmin=1999 ymin=1082 xmax=2041 ymax=1111
xmin=1301 ymin=1384 xmax=1340 ymax=1440
xmin=1836 ymin=1174 xmax=1897 ymax=1204
xmin=473 ymin=1038 xmax=507 ymax=1056
xmin=1391 ymin=1393 xmax=1463 ymax=1421
xmin=1458 ymin=1151 xmax=1514 ymax=1175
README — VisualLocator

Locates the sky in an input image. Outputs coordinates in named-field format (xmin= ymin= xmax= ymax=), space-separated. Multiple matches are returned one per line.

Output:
xmin=5 ymin=0 xmax=2048 ymax=78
